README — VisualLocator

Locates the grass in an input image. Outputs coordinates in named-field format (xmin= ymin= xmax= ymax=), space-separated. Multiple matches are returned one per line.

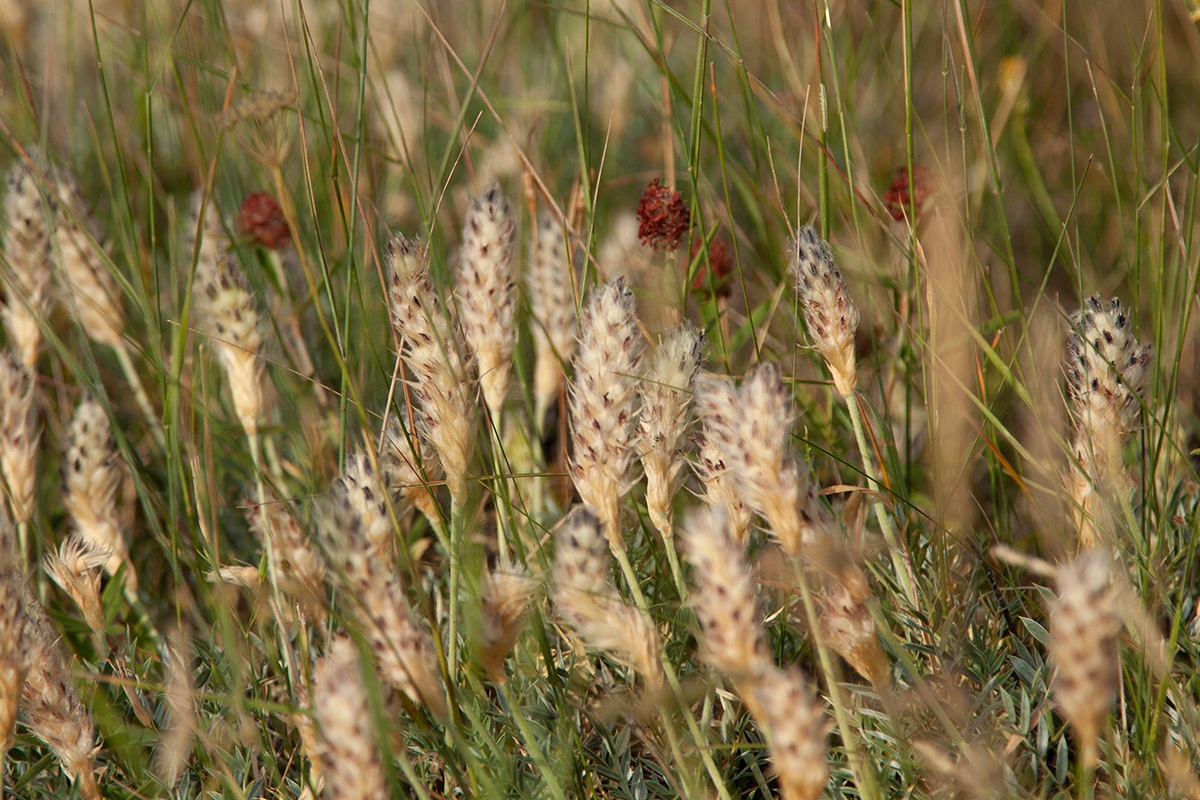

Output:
xmin=2 ymin=0 xmax=1200 ymax=798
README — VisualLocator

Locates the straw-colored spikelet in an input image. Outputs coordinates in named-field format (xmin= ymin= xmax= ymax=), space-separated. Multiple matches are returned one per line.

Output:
xmin=569 ymin=278 xmax=645 ymax=545
xmin=52 ymin=170 xmax=124 ymax=349
xmin=790 ymin=226 xmax=859 ymax=398
xmin=313 ymin=636 xmax=387 ymax=800
xmin=457 ymin=182 xmax=517 ymax=417
xmin=63 ymin=395 xmax=134 ymax=588
xmin=638 ymin=323 xmax=704 ymax=539
xmin=745 ymin=665 xmax=830 ymax=800
xmin=193 ymin=251 xmax=265 ymax=436
xmin=527 ymin=214 xmax=578 ymax=430
xmin=0 ymin=350 xmax=38 ymax=523
xmin=245 ymin=495 xmax=327 ymax=620
xmin=479 ymin=567 xmax=536 ymax=684
xmin=679 ymin=505 xmax=768 ymax=680
xmin=2 ymin=151 xmax=55 ymax=367
xmin=0 ymin=506 xmax=29 ymax=753
xmin=696 ymin=364 xmax=815 ymax=553
xmin=320 ymin=451 xmax=446 ymax=718
xmin=379 ymin=416 xmax=443 ymax=528
xmin=154 ymin=630 xmax=197 ymax=786
xmin=553 ymin=506 xmax=662 ymax=689
xmin=43 ymin=535 xmax=109 ymax=633
xmin=1048 ymin=551 xmax=1121 ymax=769
xmin=817 ymin=579 xmax=889 ymax=688
xmin=386 ymin=234 xmax=475 ymax=503
xmin=692 ymin=375 xmax=753 ymax=541
xmin=20 ymin=588 xmax=101 ymax=799
xmin=1065 ymin=296 xmax=1152 ymax=548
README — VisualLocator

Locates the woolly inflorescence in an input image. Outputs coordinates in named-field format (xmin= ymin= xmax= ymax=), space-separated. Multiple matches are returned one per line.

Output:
xmin=43 ymin=535 xmax=109 ymax=633
xmin=193 ymin=251 xmax=265 ymax=436
xmin=313 ymin=636 xmax=387 ymax=800
xmin=568 ymin=278 xmax=645 ymax=544
xmin=745 ymin=665 xmax=831 ymax=800
xmin=638 ymin=323 xmax=704 ymax=539
xmin=457 ymin=182 xmax=517 ymax=417
xmin=0 ymin=506 xmax=28 ymax=753
xmin=790 ymin=226 xmax=859 ymax=398
xmin=63 ymin=396 xmax=133 ymax=587
xmin=1065 ymin=295 xmax=1152 ymax=442
xmin=244 ymin=495 xmax=326 ymax=620
xmin=526 ymin=214 xmax=578 ymax=430
xmin=52 ymin=170 xmax=125 ymax=349
xmin=2 ymin=152 xmax=54 ymax=367
xmin=479 ymin=567 xmax=536 ymax=684
xmin=386 ymin=234 xmax=475 ymax=503
xmin=553 ymin=506 xmax=662 ymax=689
xmin=694 ymin=363 xmax=816 ymax=553
xmin=0 ymin=350 xmax=38 ymax=523
xmin=1048 ymin=552 xmax=1121 ymax=769
xmin=379 ymin=417 xmax=442 ymax=528
xmin=320 ymin=450 xmax=446 ymax=718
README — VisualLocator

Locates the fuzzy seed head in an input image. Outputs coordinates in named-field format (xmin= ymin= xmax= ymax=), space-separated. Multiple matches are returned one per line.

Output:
xmin=379 ymin=417 xmax=442 ymax=528
xmin=553 ymin=507 xmax=663 ymax=689
xmin=3 ymin=151 xmax=55 ymax=367
xmin=818 ymin=580 xmax=889 ymax=687
xmin=0 ymin=505 xmax=28 ymax=752
xmin=790 ymin=227 xmax=859 ymax=397
xmin=680 ymin=506 xmax=768 ymax=679
xmin=691 ymin=374 xmax=753 ymax=540
xmin=245 ymin=496 xmax=327 ymax=620
xmin=746 ymin=665 xmax=830 ymax=800
xmin=53 ymin=170 xmax=124 ymax=349
xmin=479 ymin=567 xmax=536 ymax=683
xmin=569 ymin=278 xmax=645 ymax=543
xmin=638 ymin=323 xmax=705 ymax=539
xmin=63 ymin=396 xmax=132 ymax=587
xmin=43 ymin=535 xmax=110 ymax=633
xmin=527 ymin=215 xmax=578 ymax=429
xmin=193 ymin=252 xmax=265 ymax=435
xmin=1049 ymin=552 xmax=1121 ymax=768
xmin=313 ymin=636 xmax=387 ymax=800
xmin=386 ymin=234 xmax=476 ymax=502
xmin=0 ymin=350 xmax=38 ymax=522
xmin=458 ymin=182 xmax=517 ymax=416
xmin=1066 ymin=295 xmax=1152 ymax=445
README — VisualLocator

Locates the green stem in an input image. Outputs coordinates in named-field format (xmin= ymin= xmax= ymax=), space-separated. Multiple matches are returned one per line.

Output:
xmin=846 ymin=391 xmax=920 ymax=610
xmin=447 ymin=495 xmax=466 ymax=677
xmin=113 ymin=340 xmax=164 ymax=450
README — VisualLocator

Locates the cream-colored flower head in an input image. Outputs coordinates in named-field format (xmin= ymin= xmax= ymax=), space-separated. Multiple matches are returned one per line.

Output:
xmin=313 ymin=636 xmax=387 ymax=800
xmin=2 ymin=150 xmax=55 ymax=367
xmin=0 ymin=350 xmax=38 ymax=523
xmin=790 ymin=226 xmax=859 ymax=397
xmin=526 ymin=214 xmax=578 ymax=430
xmin=1065 ymin=295 xmax=1152 ymax=444
xmin=457 ymin=182 xmax=517 ymax=417
xmin=193 ymin=251 xmax=265 ymax=436
xmin=568 ymin=278 xmax=644 ymax=545
xmin=638 ymin=323 xmax=704 ymax=539
xmin=386 ymin=234 xmax=475 ymax=503
xmin=52 ymin=169 xmax=125 ymax=349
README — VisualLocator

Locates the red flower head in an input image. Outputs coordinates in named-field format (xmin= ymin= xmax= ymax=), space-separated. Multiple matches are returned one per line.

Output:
xmin=689 ymin=234 xmax=734 ymax=299
xmin=883 ymin=166 xmax=933 ymax=222
xmin=637 ymin=179 xmax=690 ymax=251
xmin=238 ymin=191 xmax=291 ymax=250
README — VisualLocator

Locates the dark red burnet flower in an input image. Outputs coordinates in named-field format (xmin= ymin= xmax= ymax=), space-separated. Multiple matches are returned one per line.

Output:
xmin=883 ymin=166 xmax=933 ymax=222
xmin=238 ymin=191 xmax=291 ymax=250
xmin=689 ymin=234 xmax=734 ymax=298
xmin=636 ymin=179 xmax=690 ymax=251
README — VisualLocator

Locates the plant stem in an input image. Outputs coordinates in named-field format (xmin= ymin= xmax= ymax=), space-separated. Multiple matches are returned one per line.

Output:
xmin=113 ymin=340 xmax=163 ymax=450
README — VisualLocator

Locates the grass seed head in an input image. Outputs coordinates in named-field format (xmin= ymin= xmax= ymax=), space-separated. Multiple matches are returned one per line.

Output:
xmin=692 ymin=374 xmax=754 ymax=540
xmin=52 ymin=170 xmax=124 ymax=349
xmin=313 ymin=636 xmax=387 ymax=800
xmin=386 ymin=234 xmax=476 ymax=503
xmin=193 ymin=251 xmax=265 ymax=436
xmin=43 ymin=535 xmax=109 ymax=633
xmin=0 ymin=350 xmax=38 ymax=523
xmin=479 ymin=567 xmax=536 ymax=684
xmin=569 ymin=278 xmax=644 ymax=544
xmin=1049 ymin=551 xmax=1121 ymax=769
xmin=527 ymin=214 xmax=578 ymax=430
xmin=790 ymin=226 xmax=859 ymax=397
xmin=639 ymin=323 xmax=705 ymax=539
xmin=458 ymin=181 xmax=517 ymax=416
xmin=2 ymin=150 xmax=55 ymax=367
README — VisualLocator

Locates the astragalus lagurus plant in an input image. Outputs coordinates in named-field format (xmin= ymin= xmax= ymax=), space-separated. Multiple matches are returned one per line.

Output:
xmin=1064 ymin=295 xmax=1152 ymax=548
xmin=526 ymin=214 xmax=577 ymax=432
xmin=0 ymin=349 xmax=38 ymax=526
xmin=386 ymin=234 xmax=476 ymax=505
xmin=568 ymin=277 xmax=644 ymax=548
xmin=312 ymin=636 xmax=387 ymax=800
xmin=0 ymin=506 xmax=28 ymax=759
xmin=456 ymin=181 xmax=517 ymax=420
xmin=2 ymin=152 xmax=54 ymax=368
